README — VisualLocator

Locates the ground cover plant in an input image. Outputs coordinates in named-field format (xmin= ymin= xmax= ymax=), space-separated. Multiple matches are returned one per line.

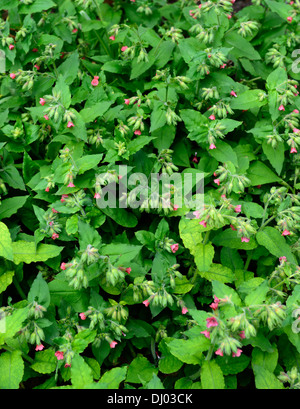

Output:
xmin=0 ymin=0 xmax=300 ymax=390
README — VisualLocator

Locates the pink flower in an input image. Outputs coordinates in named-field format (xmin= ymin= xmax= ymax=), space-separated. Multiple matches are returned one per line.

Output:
xmin=209 ymin=143 xmax=216 ymax=150
xmin=110 ymin=341 xmax=118 ymax=348
xmin=109 ymin=35 xmax=116 ymax=40
xmin=230 ymin=224 xmax=237 ymax=231
xmin=45 ymin=187 xmax=50 ymax=192
xmin=32 ymin=48 xmax=38 ymax=52
xmin=121 ymin=46 xmax=128 ymax=52
xmin=291 ymin=147 xmax=298 ymax=153
xmin=126 ymin=267 xmax=131 ymax=274
xmin=193 ymin=210 xmax=201 ymax=219
xmin=134 ymin=130 xmax=141 ymax=135
xmin=52 ymin=233 xmax=59 ymax=240
xmin=60 ymin=262 xmax=67 ymax=270
xmin=282 ymin=229 xmax=291 ymax=236
xmin=199 ymin=220 xmax=207 ymax=228
xmin=293 ymin=128 xmax=300 ymax=134
xmin=64 ymin=363 xmax=71 ymax=368
xmin=278 ymin=104 xmax=285 ymax=111
xmin=214 ymin=178 xmax=220 ymax=186
xmin=200 ymin=330 xmax=210 ymax=339
xmin=239 ymin=331 xmax=246 ymax=339
xmin=279 ymin=256 xmax=287 ymax=263
xmin=55 ymin=351 xmax=64 ymax=360
xmin=68 ymin=182 xmax=75 ymax=188
xmin=221 ymin=194 xmax=226 ymax=199
xmin=94 ymin=192 xmax=101 ymax=199
xmin=192 ymin=156 xmax=198 ymax=163
xmin=35 ymin=344 xmax=44 ymax=351
xmin=170 ymin=243 xmax=179 ymax=253
xmin=10 ymin=73 xmax=16 ymax=79
xmin=230 ymin=90 xmax=237 ymax=97
xmin=173 ymin=205 xmax=179 ymax=211
xmin=215 ymin=348 xmax=223 ymax=356
xmin=143 ymin=299 xmax=150 ymax=307
xmin=220 ymin=63 xmax=227 ymax=69
xmin=9 ymin=44 xmax=15 ymax=50
xmin=241 ymin=237 xmax=250 ymax=242
xmin=61 ymin=194 xmax=68 ymax=202
xmin=209 ymin=295 xmax=220 ymax=310
xmin=227 ymin=14 xmax=232 ymax=19
xmin=234 ymin=205 xmax=242 ymax=213
xmin=206 ymin=316 xmax=218 ymax=328
xmin=67 ymin=121 xmax=74 ymax=128
xmin=182 ymin=307 xmax=188 ymax=315
xmin=287 ymin=16 xmax=293 ymax=22
xmin=209 ymin=114 xmax=215 ymax=120
xmin=91 ymin=76 xmax=99 ymax=86
xmin=39 ymin=98 xmax=46 ymax=106
xmin=124 ymin=99 xmax=130 ymax=105
xmin=44 ymin=115 xmax=49 ymax=120
xmin=293 ymin=109 xmax=299 ymax=114
xmin=34 ymin=64 xmax=40 ymax=70
xmin=79 ymin=313 xmax=86 ymax=320
xmin=232 ymin=348 xmax=243 ymax=357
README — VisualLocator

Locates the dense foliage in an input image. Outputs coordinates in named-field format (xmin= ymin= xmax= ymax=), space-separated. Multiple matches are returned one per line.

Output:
xmin=0 ymin=0 xmax=300 ymax=390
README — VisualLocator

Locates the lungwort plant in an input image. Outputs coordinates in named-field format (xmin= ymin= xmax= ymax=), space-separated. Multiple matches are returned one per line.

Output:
xmin=0 ymin=0 xmax=300 ymax=390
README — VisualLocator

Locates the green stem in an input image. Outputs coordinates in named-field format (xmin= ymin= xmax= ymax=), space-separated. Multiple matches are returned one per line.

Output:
xmin=203 ymin=230 xmax=211 ymax=246
xmin=13 ymin=277 xmax=26 ymax=300
xmin=1 ymin=345 xmax=34 ymax=364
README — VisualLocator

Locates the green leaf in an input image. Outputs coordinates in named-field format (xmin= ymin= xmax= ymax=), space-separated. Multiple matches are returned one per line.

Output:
xmin=194 ymin=243 xmax=215 ymax=272
xmin=126 ymin=356 xmax=158 ymax=383
xmin=0 ymin=222 xmax=14 ymax=261
xmin=143 ymin=373 xmax=165 ymax=389
xmin=230 ymin=89 xmax=267 ymax=110
xmin=80 ymin=102 xmax=112 ymax=123
xmin=265 ymin=0 xmax=293 ymax=19
xmin=0 ymin=271 xmax=14 ymax=294
xmin=224 ymin=32 xmax=261 ymax=60
xmin=99 ymin=366 xmax=127 ymax=389
xmin=266 ymin=67 xmax=288 ymax=91
xmin=12 ymin=241 xmax=63 ymax=265
xmin=0 ymin=350 xmax=24 ymax=389
xmin=262 ymin=140 xmax=284 ymax=175
xmin=48 ymin=278 xmax=89 ymax=312
xmin=0 ymin=196 xmax=29 ymax=221
xmin=168 ymin=336 xmax=210 ymax=364
xmin=18 ymin=0 xmax=56 ymax=13
xmin=158 ymin=338 xmax=184 ymax=374
xmin=57 ymin=52 xmax=80 ymax=85
xmin=71 ymin=354 xmax=93 ymax=389
xmin=28 ymin=272 xmax=51 ymax=308
xmin=198 ymin=263 xmax=235 ymax=284
xmin=0 ymin=307 xmax=29 ymax=345
xmin=76 ymin=154 xmax=103 ymax=174
xmin=200 ymin=360 xmax=225 ymax=389
xmin=210 ymin=140 xmax=238 ymax=167
xmin=247 ymin=161 xmax=281 ymax=185
xmin=31 ymin=350 xmax=57 ymax=374
xmin=179 ymin=218 xmax=203 ymax=253
xmin=256 ymin=227 xmax=296 ymax=263
xmin=212 ymin=229 xmax=257 ymax=250
xmin=251 ymin=346 xmax=278 ymax=373
xmin=253 ymin=366 xmax=283 ymax=389
xmin=216 ymin=355 xmax=251 ymax=375
xmin=2 ymin=165 xmax=26 ymax=191
xmin=245 ymin=280 xmax=269 ymax=306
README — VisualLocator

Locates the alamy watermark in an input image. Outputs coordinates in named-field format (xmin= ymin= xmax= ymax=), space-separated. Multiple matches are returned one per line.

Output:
xmin=292 ymin=49 xmax=300 ymax=74
xmin=94 ymin=165 xmax=204 ymax=217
